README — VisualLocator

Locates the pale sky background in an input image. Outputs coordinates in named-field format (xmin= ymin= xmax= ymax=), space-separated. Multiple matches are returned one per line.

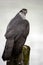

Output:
xmin=0 ymin=0 xmax=43 ymax=65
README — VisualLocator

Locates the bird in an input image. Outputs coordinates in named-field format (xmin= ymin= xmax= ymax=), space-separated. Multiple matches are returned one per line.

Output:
xmin=2 ymin=8 xmax=30 ymax=61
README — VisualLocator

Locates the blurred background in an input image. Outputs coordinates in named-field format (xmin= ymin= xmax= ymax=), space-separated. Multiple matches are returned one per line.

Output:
xmin=0 ymin=0 xmax=43 ymax=65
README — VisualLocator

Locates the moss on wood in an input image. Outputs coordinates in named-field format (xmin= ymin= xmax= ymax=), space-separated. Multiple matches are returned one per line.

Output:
xmin=7 ymin=45 xmax=30 ymax=65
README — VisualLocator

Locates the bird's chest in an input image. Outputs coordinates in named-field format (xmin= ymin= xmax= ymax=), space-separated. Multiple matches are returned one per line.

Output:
xmin=16 ymin=22 xmax=26 ymax=32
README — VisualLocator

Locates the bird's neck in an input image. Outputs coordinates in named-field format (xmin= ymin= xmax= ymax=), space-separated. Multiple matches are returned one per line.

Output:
xmin=19 ymin=12 xmax=26 ymax=20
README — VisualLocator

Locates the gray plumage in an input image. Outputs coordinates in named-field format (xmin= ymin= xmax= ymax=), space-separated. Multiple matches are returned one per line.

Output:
xmin=2 ymin=9 xmax=30 ymax=61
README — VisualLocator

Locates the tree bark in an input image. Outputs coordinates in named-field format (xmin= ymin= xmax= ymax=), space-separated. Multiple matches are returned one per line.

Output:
xmin=6 ymin=45 xmax=30 ymax=65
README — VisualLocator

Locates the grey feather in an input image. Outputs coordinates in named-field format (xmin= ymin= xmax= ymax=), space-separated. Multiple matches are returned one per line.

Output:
xmin=2 ymin=13 xmax=30 ymax=61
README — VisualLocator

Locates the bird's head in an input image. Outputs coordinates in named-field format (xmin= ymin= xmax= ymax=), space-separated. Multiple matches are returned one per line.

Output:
xmin=19 ymin=8 xmax=27 ymax=19
xmin=20 ymin=8 xmax=27 ymax=15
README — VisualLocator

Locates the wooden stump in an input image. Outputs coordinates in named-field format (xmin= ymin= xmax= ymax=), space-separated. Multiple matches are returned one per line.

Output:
xmin=6 ymin=45 xmax=30 ymax=65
